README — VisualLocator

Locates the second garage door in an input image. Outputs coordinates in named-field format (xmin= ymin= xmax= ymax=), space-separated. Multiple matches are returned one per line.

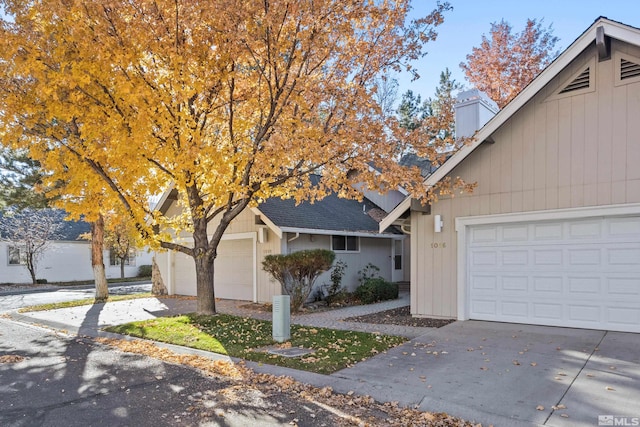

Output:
xmin=467 ymin=216 xmax=640 ymax=332
xmin=173 ymin=238 xmax=254 ymax=301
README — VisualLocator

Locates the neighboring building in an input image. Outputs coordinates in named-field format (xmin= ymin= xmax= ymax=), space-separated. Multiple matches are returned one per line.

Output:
xmin=154 ymin=178 xmax=407 ymax=303
xmin=1 ymin=212 xmax=152 ymax=284
xmin=382 ymin=17 xmax=640 ymax=333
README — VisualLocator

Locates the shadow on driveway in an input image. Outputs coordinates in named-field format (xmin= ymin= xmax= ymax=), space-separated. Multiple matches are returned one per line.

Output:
xmin=331 ymin=320 xmax=640 ymax=426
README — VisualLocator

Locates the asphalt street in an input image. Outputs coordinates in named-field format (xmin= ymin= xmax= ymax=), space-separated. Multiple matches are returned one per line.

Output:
xmin=0 ymin=318 xmax=349 ymax=427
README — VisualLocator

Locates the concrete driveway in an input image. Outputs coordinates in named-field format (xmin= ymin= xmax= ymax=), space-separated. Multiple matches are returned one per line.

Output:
xmin=331 ymin=321 xmax=640 ymax=427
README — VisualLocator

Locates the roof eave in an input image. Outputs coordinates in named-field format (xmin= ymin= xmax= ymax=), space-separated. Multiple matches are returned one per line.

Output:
xmin=250 ymin=207 xmax=283 ymax=239
xmin=280 ymin=226 xmax=402 ymax=239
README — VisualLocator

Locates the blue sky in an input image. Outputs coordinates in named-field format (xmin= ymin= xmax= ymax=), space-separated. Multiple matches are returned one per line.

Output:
xmin=400 ymin=0 xmax=640 ymax=98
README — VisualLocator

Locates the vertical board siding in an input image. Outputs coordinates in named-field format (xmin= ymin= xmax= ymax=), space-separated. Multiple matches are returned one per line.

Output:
xmin=413 ymin=41 xmax=640 ymax=317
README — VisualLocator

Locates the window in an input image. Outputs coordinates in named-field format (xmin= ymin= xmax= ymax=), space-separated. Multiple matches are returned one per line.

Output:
xmin=109 ymin=248 xmax=137 ymax=266
xmin=8 ymin=246 xmax=25 ymax=265
xmin=331 ymin=235 xmax=359 ymax=252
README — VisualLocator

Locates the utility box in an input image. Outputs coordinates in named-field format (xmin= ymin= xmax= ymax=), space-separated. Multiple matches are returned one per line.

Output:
xmin=272 ymin=295 xmax=291 ymax=343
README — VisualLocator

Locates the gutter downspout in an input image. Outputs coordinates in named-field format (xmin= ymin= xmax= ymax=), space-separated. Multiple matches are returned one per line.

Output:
xmin=287 ymin=232 xmax=300 ymax=243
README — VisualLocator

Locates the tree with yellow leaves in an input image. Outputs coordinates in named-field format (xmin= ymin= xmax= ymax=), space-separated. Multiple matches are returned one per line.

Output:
xmin=0 ymin=0 xmax=460 ymax=314
xmin=461 ymin=19 xmax=559 ymax=108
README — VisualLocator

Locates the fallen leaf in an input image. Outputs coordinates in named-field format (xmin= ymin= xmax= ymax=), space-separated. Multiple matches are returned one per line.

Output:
xmin=513 ymin=360 xmax=521 ymax=366
xmin=560 ymin=414 xmax=569 ymax=418
xmin=552 ymin=404 xmax=566 ymax=410
xmin=480 ymin=367 xmax=488 ymax=371
xmin=586 ymin=374 xmax=595 ymax=378
xmin=530 ymin=362 xmax=537 ymax=367
xmin=609 ymin=366 xmax=617 ymax=370
xmin=536 ymin=405 xmax=544 ymax=411
xmin=0 ymin=355 xmax=26 ymax=364
xmin=605 ymin=386 xmax=615 ymax=391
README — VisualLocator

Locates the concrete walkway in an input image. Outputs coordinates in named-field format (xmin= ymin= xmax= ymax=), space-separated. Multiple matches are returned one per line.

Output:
xmin=8 ymin=294 xmax=640 ymax=426
xmin=11 ymin=291 xmax=433 ymax=339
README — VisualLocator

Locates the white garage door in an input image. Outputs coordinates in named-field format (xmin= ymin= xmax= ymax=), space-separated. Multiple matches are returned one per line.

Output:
xmin=173 ymin=238 xmax=254 ymax=301
xmin=467 ymin=216 xmax=640 ymax=332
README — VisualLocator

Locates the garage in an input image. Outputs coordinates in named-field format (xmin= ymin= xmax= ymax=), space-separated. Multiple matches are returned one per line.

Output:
xmin=173 ymin=237 xmax=255 ymax=301
xmin=466 ymin=216 xmax=640 ymax=332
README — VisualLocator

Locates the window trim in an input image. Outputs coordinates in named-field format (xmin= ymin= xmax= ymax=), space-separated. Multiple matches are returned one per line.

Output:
xmin=7 ymin=246 xmax=25 ymax=266
xmin=109 ymin=247 xmax=137 ymax=266
xmin=330 ymin=235 xmax=360 ymax=253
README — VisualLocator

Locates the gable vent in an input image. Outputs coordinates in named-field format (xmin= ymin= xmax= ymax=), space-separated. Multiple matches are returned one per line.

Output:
xmin=558 ymin=67 xmax=590 ymax=94
xmin=621 ymin=58 xmax=640 ymax=80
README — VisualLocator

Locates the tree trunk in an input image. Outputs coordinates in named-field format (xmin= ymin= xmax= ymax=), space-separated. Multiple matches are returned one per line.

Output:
xmin=192 ymin=218 xmax=216 ymax=315
xmin=151 ymin=255 xmax=167 ymax=296
xmin=26 ymin=252 xmax=37 ymax=285
xmin=194 ymin=251 xmax=216 ymax=314
xmin=92 ymin=214 xmax=109 ymax=303
xmin=120 ymin=257 xmax=125 ymax=279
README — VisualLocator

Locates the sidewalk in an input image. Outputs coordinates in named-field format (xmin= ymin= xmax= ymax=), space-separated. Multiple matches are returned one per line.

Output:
xmin=11 ymin=291 xmax=433 ymax=339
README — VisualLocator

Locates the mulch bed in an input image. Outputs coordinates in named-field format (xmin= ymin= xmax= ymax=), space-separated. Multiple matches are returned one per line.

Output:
xmin=344 ymin=306 xmax=456 ymax=328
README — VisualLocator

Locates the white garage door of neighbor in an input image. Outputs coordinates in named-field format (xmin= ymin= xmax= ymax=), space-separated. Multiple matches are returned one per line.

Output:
xmin=467 ymin=216 xmax=640 ymax=333
xmin=173 ymin=239 xmax=254 ymax=301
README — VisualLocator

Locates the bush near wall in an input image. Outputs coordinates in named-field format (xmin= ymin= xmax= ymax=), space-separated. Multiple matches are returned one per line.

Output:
xmin=137 ymin=265 xmax=152 ymax=277
xmin=263 ymin=249 xmax=335 ymax=312
xmin=355 ymin=277 xmax=398 ymax=304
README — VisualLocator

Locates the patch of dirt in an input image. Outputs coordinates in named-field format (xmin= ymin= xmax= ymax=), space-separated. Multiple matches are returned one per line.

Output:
xmin=344 ymin=306 xmax=456 ymax=328
xmin=239 ymin=302 xmax=273 ymax=312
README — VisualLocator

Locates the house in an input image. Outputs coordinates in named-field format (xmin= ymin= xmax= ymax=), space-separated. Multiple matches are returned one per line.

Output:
xmin=0 ymin=211 xmax=152 ymax=284
xmin=154 ymin=178 xmax=408 ymax=303
xmin=381 ymin=17 xmax=640 ymax=333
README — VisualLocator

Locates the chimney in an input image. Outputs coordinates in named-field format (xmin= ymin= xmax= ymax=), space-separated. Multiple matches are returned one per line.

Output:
xmin=454 ymin=89 xmax=498 ymax=139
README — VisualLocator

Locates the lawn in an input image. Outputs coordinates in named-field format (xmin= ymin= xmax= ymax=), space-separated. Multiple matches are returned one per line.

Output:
xmin=106 ymin=313 xmax=406 ymax=374
xmin=19 ymin=293 xmax=153 ymax=312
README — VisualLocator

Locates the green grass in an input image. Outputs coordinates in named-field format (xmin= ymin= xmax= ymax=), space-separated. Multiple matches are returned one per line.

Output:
xmin=19 ymin=293 xmax=153 ymax=312
xmin=52 ymin=277 xmax=151 ymax=286
xmin=106 ymin=313 xmax=406 ymax=374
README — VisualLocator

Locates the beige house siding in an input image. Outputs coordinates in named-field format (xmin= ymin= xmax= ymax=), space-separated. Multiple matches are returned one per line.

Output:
xmin=156 ymin=204 xmax=283 ymax=303
xmin=413 ymin=40 xmax=640 ymax=318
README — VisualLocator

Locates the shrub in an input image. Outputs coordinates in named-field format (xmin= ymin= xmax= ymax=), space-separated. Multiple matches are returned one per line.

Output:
xmin=36 ymin=279 xmax=48 ymax=284
xmin=262 ymin=249 xmax=335 ymax=312
xmin=323 ymin=259 xmax=347 ymax=305
xmin=137 ymin=264 xmax=152 ymax=277
xmin=355 ymin=277 xmax=398 ymax=304
xmin=357 ymin=262 xmax=381 ymax=285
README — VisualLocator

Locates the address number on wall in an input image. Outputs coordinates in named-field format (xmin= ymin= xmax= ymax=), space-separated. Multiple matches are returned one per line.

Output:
xmin=431 ymin=242 xmax=446 ymax=248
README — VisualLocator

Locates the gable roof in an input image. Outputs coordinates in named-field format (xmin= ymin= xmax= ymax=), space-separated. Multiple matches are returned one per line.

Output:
xmin=0 ymin=209 xmax=90 ymax=241
xmin=257 ymin=190 xmax=396 ymax=238
xmin=380 ymin=17 xmax=640 ymax=232
xmin=153 ymin=177 xmax=400 ymax=239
